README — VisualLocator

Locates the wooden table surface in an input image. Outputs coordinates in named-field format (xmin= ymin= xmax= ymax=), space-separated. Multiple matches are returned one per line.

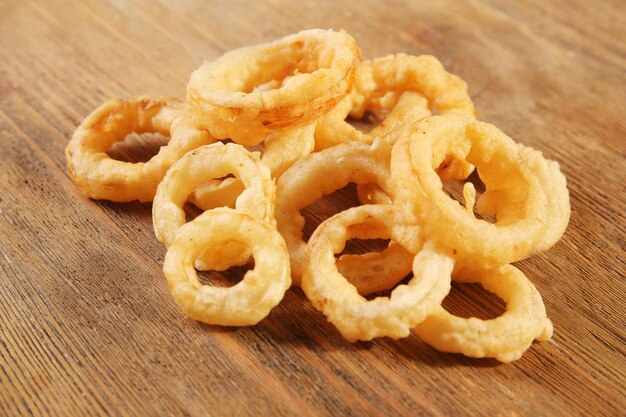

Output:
xmin=1 ymin=0 xmax=624 ymax=416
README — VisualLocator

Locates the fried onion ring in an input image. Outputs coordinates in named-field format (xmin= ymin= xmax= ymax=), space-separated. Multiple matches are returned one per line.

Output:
xmin=415 ymin=264 xmax=553 ymax=362
xmin=315 ymin=53 xmax=475 ymax=152
xmin=332 ymin=211 xmax=417 ymax=296
xmin=302 ymin=205 xmax=454 ymax=341
xmin=66 ymin=96 xmax=216 ymax=202
xmin=163 ymin=208 xmax=291 ymax=326
xmin=153 ymin=142 xmax=274 ymax=270
xmin=518 ymin=144 xmax=571 ymax=252
xmin=391 ymin=115 xmax=548 ymax=265
xmin=348 ymin=54 xmax=476 ymax=205
xmin=187 ymin=29 xmax=360 ymax=146
xmin=275 ymin=140 xmax=411 ymax=285
xmin=351 ymin=54 xmax=476 ymax=119
xmin=190 ymin=124 xmax=315 ymax=211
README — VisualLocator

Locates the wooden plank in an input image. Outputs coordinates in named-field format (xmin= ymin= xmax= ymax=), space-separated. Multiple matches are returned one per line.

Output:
xmin=0 ymin=0 xmax=624 ymax=416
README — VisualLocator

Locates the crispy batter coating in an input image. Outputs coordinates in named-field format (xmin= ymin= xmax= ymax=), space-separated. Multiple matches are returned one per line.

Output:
xmin=391 ymin=115 xmax=550 ymax=265
xmin=518 ymin=144 xmax=571 ymax=252
xmin=187 ymin=29 xmax=360 ymax=145
xmin=415 ymin=263 xmax=553 ymax=362
xmin=190 ymin=124 xmax=315 ymax=211
xmin=66 ymin=96 xmax=216 ymax=202
xmin=351 ymin=54 xmax=475 ymax=119
xmin=163 ymin=208 xmax=290 ymax=326
xmin=64 ymin=30 xmax=571 ymax=362
xmin=153 ymin=142 xmax=274 ymax=270
xmin=275 ymin=140 xmax=412 ymax=286
xmin=302 ymin=205 xmax=454 ymax=341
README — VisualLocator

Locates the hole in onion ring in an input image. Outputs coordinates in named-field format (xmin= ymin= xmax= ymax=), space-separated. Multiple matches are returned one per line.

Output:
xmin=249 ymin=72 xmax=304 ymax=93
xmin=302 ymin=183 xmax=360 ymax=242
xmin=431 ymin=101 xmax=440 ymax=115
xmin=441 ymin=179 xmax=465 ymax=205
xmin=441 ymin=282 xmax=506 ymax=320
xmin=183 ymin=201 xmax=203 ymax=222
xmin=346 ymin=113 xmax=383 ymax=133
xmin=188 ymin=141 xmax=264 ymax=209
xmin=466 ymin=170 xmax=486 ymax=194
xmin=238 ymin=68 xmax=298 ymax=94
xmin=346 ymin=93 xmax=414 ymax=134
xmin=441 ymin=170 xmax=495 ymax=223
xmin=195 ymin=257 xmax=254 ymax=288
xmin=237 ymin=40 xmax=320 ymax=94
xmin=362 ymin=272 xmax=414 ymax=301
xmin=107 ymin=132 xmax=169 ymax=163
xmin=335 ymin=238 xmax=391 ymax=257
xmin=326 ymin=211 xmax=415 ymax=299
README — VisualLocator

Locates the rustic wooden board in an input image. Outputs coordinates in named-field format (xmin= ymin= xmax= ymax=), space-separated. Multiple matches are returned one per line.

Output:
xmin=1 ymin=0 xmax=624 ymax=416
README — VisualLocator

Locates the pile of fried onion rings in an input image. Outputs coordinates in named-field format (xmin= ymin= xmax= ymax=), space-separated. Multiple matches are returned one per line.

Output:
xmin=66 ymin=29 xmax=570 ymax=363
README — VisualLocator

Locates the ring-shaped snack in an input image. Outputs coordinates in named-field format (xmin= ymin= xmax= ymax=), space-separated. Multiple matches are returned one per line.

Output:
xmin=391 ymin=115 xmax=549 ymax=265
xmin=275 ymin=140 xmax=415 ymax=285
xmin=517 ymin=144 xmax=570 ymax=252
xmin=190 ymin=124 xmax=315 ymax=211
xmin=351 ymin=54 xmax=478 ymax=203
xmin=415 ymin=264 xmax=553 ymax=363
xmin=153 ymin=142 xmax=274 ymax=270
xmin=335 ymin=206 xmax=421 ymax=296
xmin=315 ymin=53 xmax=476 ymax=152
xmin=163 ymin=208 xmax=291 ymax=326
xmin=187 ymin=29 xmax=360 ymax=146
xmin=302 ymin=205 xmax=454 ymax=342
xmin=351 ymin=54 xmax=476 ymax=120
xmin=66 ymin=96 xmax=216 ymax=202
xmin=318 ymin=57 xmax=474 ymax=203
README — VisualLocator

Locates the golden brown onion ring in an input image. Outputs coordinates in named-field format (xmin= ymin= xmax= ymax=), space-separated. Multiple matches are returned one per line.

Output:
xmin=66 ymin=96 xmax=217 ymax=202
xmin=163 ymin=208 xmax=290 ymax=326
xmin=302 ymin=205 xmax=454 ymax=341
xmin=351 ymin=54 xmax=476 ymax=119
xmin=349 ymin=54 xmax=476 ymax=204
xmin=190 ymin=124 xmax=315 ymax=211
xmin=415 ymin=263 xmax=553 ymax=363
xmin=153 ymin=142 xmax=274 ymax=270
xmin=340 ymin=53 xmax=478 ymax=204
xmin=391 ymin=115 xmax=549 ymax=265
xmin=275 ymin=140 xmax=403 ymax=285
xmin=187 ymin=29 xmax=360 ymax=146
xmin=518 ymin=144 xmax=570 ymax=252
xmin=315 ymin=53 xmax=475 ymax=152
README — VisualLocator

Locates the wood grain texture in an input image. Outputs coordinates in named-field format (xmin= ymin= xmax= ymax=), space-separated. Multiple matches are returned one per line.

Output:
xmin=1 ymin=0 xmax=625 ymax=416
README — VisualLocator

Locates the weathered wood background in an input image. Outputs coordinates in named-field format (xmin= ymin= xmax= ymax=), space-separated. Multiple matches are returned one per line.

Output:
xmin=0 ymin=0 xmax=624 ymax=415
